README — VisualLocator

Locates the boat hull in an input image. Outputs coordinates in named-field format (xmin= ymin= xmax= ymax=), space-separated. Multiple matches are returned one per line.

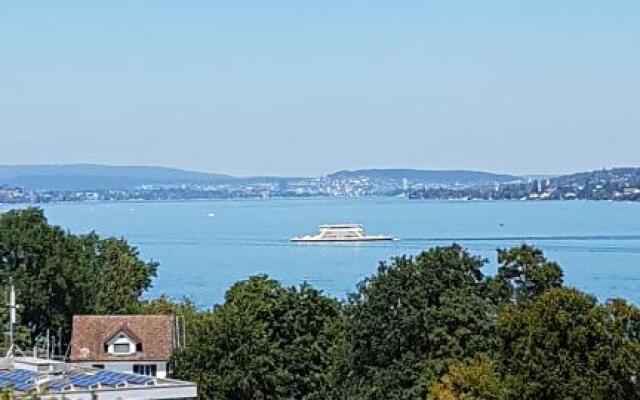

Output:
xmin=290 ymin=236 xmax=394 ymax=243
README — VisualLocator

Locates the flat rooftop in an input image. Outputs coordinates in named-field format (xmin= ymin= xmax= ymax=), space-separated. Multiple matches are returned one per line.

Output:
xmin=0 ymin=356 xmax=196 ymax=400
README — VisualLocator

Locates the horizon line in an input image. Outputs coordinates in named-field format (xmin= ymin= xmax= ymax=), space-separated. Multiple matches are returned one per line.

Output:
xmin=1 ymin=161 xmax=636 ymax=179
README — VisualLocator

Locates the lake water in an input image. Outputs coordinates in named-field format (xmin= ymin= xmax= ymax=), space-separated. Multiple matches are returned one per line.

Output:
xmin=2 ymin=198 xmax=640 ymax=307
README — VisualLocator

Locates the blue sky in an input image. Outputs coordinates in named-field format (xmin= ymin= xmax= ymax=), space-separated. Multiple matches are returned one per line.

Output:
xmin=1 ymin=1 xmax=639 ymax=176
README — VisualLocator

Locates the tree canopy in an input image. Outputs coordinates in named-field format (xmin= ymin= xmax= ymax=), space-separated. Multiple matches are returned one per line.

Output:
xmin=330 ymin=245 xmax=498 ymax=399
xmin=496 ymin=288 xmax=640 ymax=399
xmin=171 ymin=275 xmax=341 ymax=400
xmin=494 ymin=244 xmax=563 ymax=303
xmin=0 ymin=207 xmax=157 ymax=350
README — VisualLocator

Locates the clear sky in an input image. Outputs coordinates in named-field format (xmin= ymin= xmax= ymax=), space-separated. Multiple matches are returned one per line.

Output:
xmin=1 ymin=1 xmax=639 ymax=176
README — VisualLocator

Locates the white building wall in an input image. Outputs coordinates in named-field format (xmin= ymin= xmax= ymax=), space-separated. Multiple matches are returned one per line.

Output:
xmin=74 ymin=361 xmax=168 ymax=379
xmin=37 ymin=384 xmax=197 ymax=400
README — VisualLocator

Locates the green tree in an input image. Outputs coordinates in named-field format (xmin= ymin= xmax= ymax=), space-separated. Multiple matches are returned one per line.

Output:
xmin=496 ymin=288 xmax=640 ymax=399
xmin=88 ymin=237 xmax=158 ymax=314
xmin=134 ymin=295 xmax=198 ymax=316
xmin=0 ymin=208 xmax=157 ymax=349
xmin=171 ymin=275 xmax=341 ymax=400
xmin=493 ymin=245 xmax=563 ymax=303
xmin=0 ymin=208 xmax=85 ymax=345
xmin=330 ymin=245 xmax=498 ymax=399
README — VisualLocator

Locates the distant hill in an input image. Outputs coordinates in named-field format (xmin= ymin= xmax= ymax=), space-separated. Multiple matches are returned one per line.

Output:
xmin=327 ymin=169 xmax=519 ymax=185
xmin=553 ymin=167 xmax=640 ymax=186
xmin=0 ymin=164 xmax=236 ymax=191
xmin=0 ymin=164 xmax=521 ymax=192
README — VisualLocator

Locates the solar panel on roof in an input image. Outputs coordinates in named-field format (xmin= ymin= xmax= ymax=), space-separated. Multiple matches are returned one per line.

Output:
xmin=12 ymin=383 xmax=33 ymax=392
xmin=7 ymin=369 xmax=38 ymax=377
xmin=91 ymin=373 xmax=119 ymax=384
xmin=68 ymin=375 xmax=104 ymax=388
xmin=0 ymin=371 xmax=37 ymax=387
xmin=99 ymin=378 xmax=125 ymax=386
xmin=0 ymin=377 xmax=34 ymax=392
xmin=95 ymin=370 xmax=153 ymax=385
xmin=1 ymin=373 xmax=34 ymax=384
xmin=45 ymin=380 xmax=73 ymax=391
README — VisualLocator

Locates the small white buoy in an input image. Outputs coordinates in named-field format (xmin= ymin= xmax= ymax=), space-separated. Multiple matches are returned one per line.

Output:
xmin=207 ymin=212 xmax=215 ymax=218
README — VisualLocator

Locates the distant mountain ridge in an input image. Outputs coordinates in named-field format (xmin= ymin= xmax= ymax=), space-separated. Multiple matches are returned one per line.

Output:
xmin=328 ymin=169 xmax=519 ymax=185
xmin=0 ymin=164 xmax=523 ymax=191
xmin=553 ymin=167 xmax=640 ymax=186
xmin=2 ymin=164 xmax=640 ymax=202
xmin=0 ymin=164 xmax=236 ymax=191
xmin=0 ymin=165 xmax=522 ymax=191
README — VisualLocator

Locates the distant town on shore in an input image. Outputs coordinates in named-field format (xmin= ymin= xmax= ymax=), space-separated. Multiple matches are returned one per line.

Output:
xmin=1 ymin=164 xmax=640 ymax=204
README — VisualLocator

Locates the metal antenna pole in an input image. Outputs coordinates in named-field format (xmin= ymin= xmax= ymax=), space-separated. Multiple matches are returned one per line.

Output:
xmin=6 ymin=277 xmax=16 ymax=357
xmin=5 ymin=277 xmax=24 ymax=358
xmin=182 ymin=315 xmax=186 ymax=348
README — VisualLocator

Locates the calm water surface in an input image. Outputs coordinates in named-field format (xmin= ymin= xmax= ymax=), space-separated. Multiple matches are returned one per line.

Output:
xmin=3 ymin=198 xmax=640 ymax=306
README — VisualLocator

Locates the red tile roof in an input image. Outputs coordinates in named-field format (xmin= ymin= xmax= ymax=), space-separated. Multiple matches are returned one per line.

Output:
xmin=70 ymin=315 xmax=175 ymax=362
xmin=104 ymin=326 xmax=141 ymax=345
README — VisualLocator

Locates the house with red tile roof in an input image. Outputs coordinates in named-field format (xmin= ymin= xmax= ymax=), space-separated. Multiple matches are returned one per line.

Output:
xmin=69 ymin=315 xmax=178 ymax=378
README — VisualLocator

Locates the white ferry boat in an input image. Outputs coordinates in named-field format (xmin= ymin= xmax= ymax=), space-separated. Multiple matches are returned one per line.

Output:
xmin=291 ymin=224 xmax=393 ymax=242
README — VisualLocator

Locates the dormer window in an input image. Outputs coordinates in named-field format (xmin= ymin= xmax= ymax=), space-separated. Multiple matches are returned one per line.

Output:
xmin=105 ymin=328 xmax=142 ymax=356
xmin=113 ymin=343 xmax=131 ymax=354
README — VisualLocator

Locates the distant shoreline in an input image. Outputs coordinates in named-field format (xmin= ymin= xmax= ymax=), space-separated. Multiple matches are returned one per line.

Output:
xmin=3 ymin=165 xmax=640 ymax=203
xmin=2 ymin=196 xmax=640 ymax=208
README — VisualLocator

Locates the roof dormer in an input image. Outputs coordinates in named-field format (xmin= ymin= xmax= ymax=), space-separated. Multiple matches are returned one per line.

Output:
xmin=104 ymin=327 xmax=142 ymax=356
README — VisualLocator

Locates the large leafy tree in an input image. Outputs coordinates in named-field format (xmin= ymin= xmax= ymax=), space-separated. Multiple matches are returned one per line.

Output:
xmin=492 ymin=245 xmax=563 ymax=303
xmin=171 ymin=275 xmax=341 ymax=400
xmin=330 ymin=245 xmax=498 ymax=399
xmin=87 ymin=236 xmax=158 ymax=314
xmin=496 ymin=288 xmax=640 ymax=399
xmin=0 ymin=208 xmax=157 ymax=349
